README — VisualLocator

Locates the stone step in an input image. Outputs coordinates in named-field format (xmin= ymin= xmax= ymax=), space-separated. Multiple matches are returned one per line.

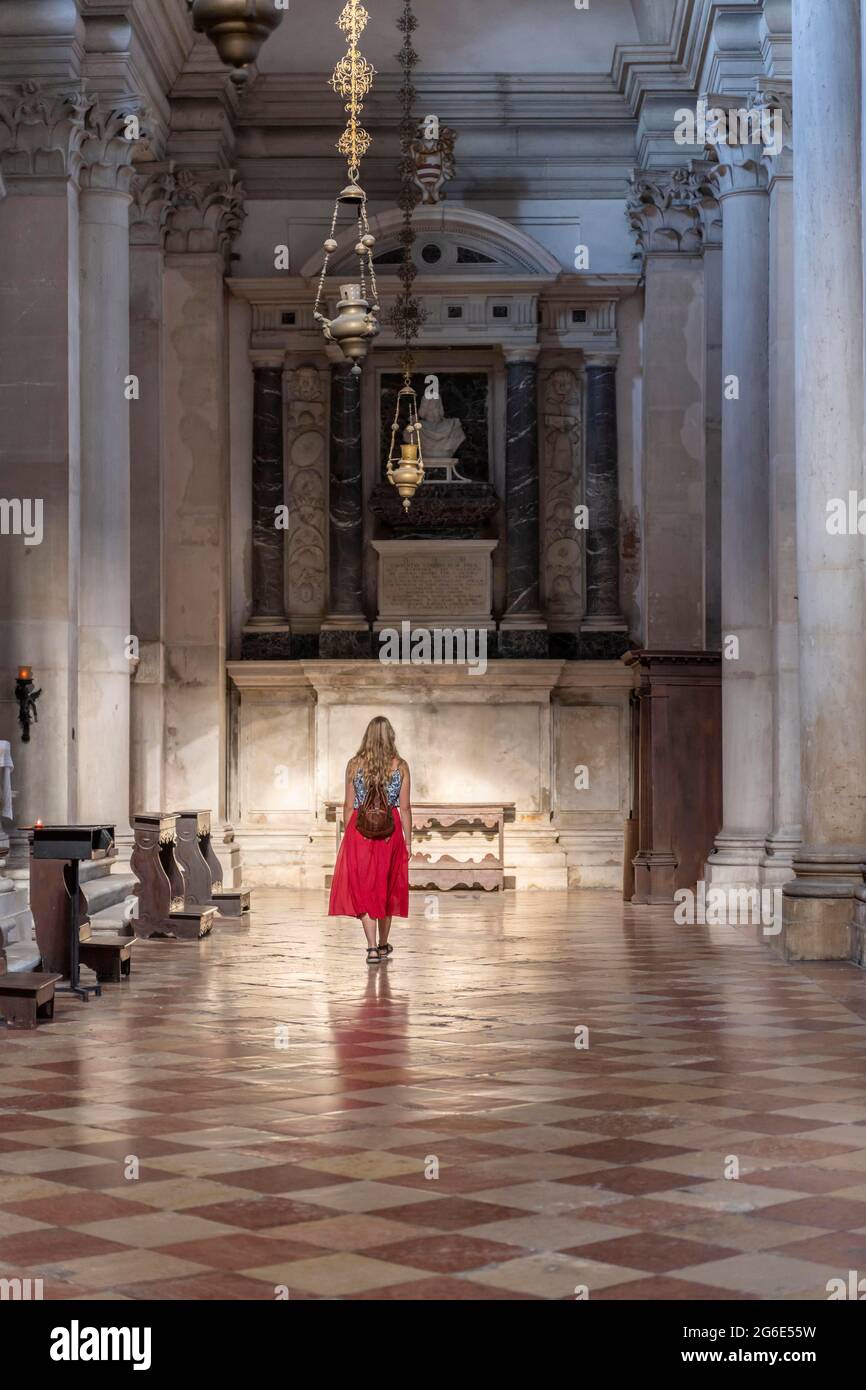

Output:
xmin=3 ymin=941 xmax=42 ymax=973
xmin=82 ymin=871 xmax=136 ymax=917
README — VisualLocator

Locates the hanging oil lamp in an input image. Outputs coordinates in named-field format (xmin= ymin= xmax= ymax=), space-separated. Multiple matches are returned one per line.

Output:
xmin=313 ymin=0 xmax=380 ymax=373
xmin=383 ymin=0 xmax=426 ymax=511
xmin=188 ymin=0 xmax=285 ymax=86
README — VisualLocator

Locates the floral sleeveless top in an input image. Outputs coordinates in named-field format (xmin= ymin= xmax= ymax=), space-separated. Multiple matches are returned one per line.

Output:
xmin=353 ymin=766 xmax=403 ymax=810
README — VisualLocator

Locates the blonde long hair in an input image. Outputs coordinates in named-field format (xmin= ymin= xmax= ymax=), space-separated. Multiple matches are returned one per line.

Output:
xmin=352 ymin=716 xmax=402 ymax=790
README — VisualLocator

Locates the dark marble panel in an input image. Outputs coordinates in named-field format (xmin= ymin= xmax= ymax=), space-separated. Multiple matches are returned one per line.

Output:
xmin=498 ymin=629 xmax=549 ymax=659
xmin=369 ymin=481 xmax=499 ymax=538
xmin=241 ymin=630 xmax=294 ymax=661
xmin=549 ymin=631 xmax=632 ymax=661
xmin=319 ymin=629 xmax=372 ymax=659
xmin=328 ymin=363 xmax=364 ymax=618
xmin=584 ymin=362 xmax=622 ymax=625
xmin=251 ymin=366 xmax=286 ymax=620
xmin=504 ymin=360 xmax=541 ymax=617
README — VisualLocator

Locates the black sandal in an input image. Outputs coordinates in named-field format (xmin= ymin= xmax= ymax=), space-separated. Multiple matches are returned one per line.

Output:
xmin=378 ymin=942 xmax=393 ymax=957
xmin=366 ymin=947 xmax=381 ymax=965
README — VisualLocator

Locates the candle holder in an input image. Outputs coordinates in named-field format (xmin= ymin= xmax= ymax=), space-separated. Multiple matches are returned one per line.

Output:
xmin=15 ymin=668 xmax=41 ymax=743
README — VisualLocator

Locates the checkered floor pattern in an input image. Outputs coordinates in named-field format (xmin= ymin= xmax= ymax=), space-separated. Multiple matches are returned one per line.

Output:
xmin=2 ymin=889 xmax=866 ymax=1300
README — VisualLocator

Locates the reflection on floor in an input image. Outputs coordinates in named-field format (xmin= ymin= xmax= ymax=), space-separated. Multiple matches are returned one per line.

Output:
xmin=2 ymin=889 xmax=866 ymax=1300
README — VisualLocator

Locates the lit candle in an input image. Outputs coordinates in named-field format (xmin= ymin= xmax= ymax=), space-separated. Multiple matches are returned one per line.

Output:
xmin=34 ymin=819 xmax=43 ymax=829
xmin=18 ymin=666 xmax=32 ymax=681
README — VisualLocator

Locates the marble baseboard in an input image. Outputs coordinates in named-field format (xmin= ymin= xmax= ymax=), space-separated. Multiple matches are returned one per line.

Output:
xmin=319 ymin=628 xmax=373 ymax=659
xmin=550 ymin=631 xmax=632 ymax=661
xmin=498 ymin=628 xmax=549 ymax=659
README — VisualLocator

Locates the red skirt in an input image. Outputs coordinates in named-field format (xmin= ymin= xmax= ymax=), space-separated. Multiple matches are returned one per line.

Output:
xmin=328 ymin=808 xmax=409 ymax=920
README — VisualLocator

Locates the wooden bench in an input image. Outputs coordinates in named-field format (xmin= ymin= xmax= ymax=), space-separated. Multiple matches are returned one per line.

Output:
xmin=327 ymin=802 xmax=512 ymax=892
xmin=131 ymin=813 xmax=217 ymax=940
xmin=175 ymin=811 xmax=251 ymax=922
xmin=78 ymin=937 xmax=135 ymax=982
xmin=0 ymin=972 xmax=62 ymax=1030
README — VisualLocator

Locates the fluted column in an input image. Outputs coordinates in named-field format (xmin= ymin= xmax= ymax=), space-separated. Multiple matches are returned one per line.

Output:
xmin=162 ymin=170 xmax=245 ymax=819
xmin=582 ymin=354 xmax=626 ymax=641
xmin=249 ymin=353 xmax=288 ymax=623
xmin=786 ymin=0 xmax=866 ymax=960
xmin=704 ymin=132 xmax=772 ymax=889
xmin=320 ymin=352 xmax=369 ymax=658
xmin=76 ymin=101 xmax=140 ymax=831
xmin=129 ymin=165 xmax=176 ymax=817
xmin=0 ymin=83 xmax=89 ymax=830
xmin=627 ymin=170 xmax=707 ymax=650
xmin=500 ymin=346 xmax=547 ymax=657
xmin=754 ymin=84 xmax=801 ymax=884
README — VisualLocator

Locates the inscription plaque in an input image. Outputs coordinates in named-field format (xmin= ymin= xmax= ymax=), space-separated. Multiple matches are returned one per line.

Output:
xmin=373 ymin=540 xmax=498 ymax=626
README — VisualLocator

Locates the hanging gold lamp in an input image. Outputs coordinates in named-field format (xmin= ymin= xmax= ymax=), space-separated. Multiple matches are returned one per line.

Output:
xmin=386 ymin=383 xmax=425 ymax=512
xmin=313 ymin=0 xmax=380 ymax=372
xmin=383 ymin=0 xmax=426 ymax=511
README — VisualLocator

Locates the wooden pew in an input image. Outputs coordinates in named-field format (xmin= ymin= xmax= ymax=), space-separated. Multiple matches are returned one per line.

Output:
xmin=131 ymin=813 xmax=217 ymax=939
xmin=175 ymin=811 xmax=251 ymax=922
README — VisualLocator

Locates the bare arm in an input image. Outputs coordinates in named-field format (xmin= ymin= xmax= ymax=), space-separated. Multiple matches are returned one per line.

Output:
xmin=343 ymin=761 xmax=354 ymax=827
xmin=399 ymin=763 xmax=412 ymax=856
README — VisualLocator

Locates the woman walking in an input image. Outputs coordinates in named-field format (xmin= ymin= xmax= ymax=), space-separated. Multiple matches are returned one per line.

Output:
xmin=328 ymin=716 xmax=411 ymax=964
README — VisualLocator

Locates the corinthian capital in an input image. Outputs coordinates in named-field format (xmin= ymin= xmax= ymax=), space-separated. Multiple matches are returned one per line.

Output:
xmin=749 ymin=81 xmax=792 ymax=182
xmin=0 ymin=81 xmax=91 ymax=183
xmin=626 ymin=167 xmax=704 ymax=256
xmin=80 ymin=100 xmax=150 ymax=194
xmin=705 ymin=97 xmax=770 ymax=198
xmin=130 ymin=165 xmax=178 ymax=247
xmin=164 ymin=168 xmax=246 ymax=260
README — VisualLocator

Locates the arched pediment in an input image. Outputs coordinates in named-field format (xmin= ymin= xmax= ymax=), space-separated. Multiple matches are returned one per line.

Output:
xmin=299 ymin=206 xmax=561 ymax=279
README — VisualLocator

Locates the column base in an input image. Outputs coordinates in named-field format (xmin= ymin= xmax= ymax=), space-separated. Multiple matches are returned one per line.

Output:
xmin=775 ymin=845 xmax=866 ymax=961
xmin=760 ymin=825 xmax=802 ymax=885
xmin=705 ymin=829 xmax=766 ymax=889
xmin=632 ymin=851 xmax=677 ymax=904
xmin=581 ymin=613 xmax=628 ymax=635
xmin=850 ymin=886 xmax=866 ymax=968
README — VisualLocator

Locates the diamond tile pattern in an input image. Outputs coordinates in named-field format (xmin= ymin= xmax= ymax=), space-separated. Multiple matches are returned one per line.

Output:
xmin=2 ymin=889 xmax=866 ymax=1300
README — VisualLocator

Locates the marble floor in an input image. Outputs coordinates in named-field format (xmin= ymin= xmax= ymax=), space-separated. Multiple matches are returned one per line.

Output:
xmin=2 ymin=889 xmax=866 ymax=1301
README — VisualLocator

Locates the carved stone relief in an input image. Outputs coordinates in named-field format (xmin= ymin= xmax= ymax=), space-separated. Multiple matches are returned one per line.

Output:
xmin=284 ymin=363 xmax=327 ymax=624
xmin=542 ymin=366 xmax=584 ymax=623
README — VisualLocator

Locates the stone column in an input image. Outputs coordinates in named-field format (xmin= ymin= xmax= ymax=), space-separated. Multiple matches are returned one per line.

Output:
xmin=627 ymin=170 xmax=707 ymax=650
xmin=786 ymin=0 xmax=866 ymax=960
xmin=0 ymin=83 xmax=88 ymax=829
xmin=691 ymin=162 xmax=724 ymax=652
xmin=128 ymin=165 xmax=176 ymax=817
xmin=76 ymin=102 xmax=139 ymax=832
xmin=754 ymin=84 xmax=801 ymax=885
xmin=581 ymin=353 xmax=627 ymax=648
xmin=248 ymin=352 xmax=288 ymax=628
xmin=320 ymin=352 xmax=369 ymax=658
xmin=500 ymin=346 xmax=547 ymax=657
xmin=162 ymin=170 xmax=244 ymax=819
xmin=704 ymin=132 xmax=772 ymax=889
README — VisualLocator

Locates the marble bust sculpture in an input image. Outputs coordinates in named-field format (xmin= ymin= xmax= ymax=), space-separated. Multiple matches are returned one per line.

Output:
xmin=416 ymin=394 xmax=465 ymax=461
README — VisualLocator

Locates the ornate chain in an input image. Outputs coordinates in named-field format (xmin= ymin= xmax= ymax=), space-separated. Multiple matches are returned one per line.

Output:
xmin=390 ymin=0 xmax=425 ymax=385
xmin=330 ymin=0 xmax=375 ymax=183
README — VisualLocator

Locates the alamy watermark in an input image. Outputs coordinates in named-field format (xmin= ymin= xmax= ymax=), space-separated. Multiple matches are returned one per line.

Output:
xmin=0 ymin=498 xmax=43 ymax=546
xmin=378 ymin=621 xmax=488 ymax=676
xmin=674 ymin=881 xmax=782 ymax=936
xmin=674 ymin=98 xmax=783 ymax=156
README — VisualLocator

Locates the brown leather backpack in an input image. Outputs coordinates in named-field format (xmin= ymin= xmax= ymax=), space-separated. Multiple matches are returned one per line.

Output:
xmin=356 ymin=777 xmax=395 ymax=841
